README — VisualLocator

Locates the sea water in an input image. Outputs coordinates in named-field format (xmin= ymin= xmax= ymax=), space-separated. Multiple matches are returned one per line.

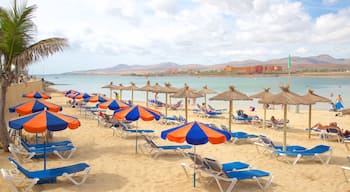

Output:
xmin=38 ymin=74 xmax=350 ymax=110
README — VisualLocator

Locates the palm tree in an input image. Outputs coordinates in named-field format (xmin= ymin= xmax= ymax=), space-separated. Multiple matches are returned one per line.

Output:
xmin=0 ymin=1 xmax=68 ymax=151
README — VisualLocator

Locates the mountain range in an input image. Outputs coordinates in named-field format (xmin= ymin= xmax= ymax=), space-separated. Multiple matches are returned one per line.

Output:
xmin=68 ymin=54 xmax=350 ymax=75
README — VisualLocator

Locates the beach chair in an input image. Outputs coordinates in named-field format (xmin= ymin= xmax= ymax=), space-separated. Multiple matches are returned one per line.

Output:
xmin=254 ymin=135 xmax=306 ymax=154
xmin=169 ymin=100 xmax=182 ymax=110
xmin=140 ymin=135 xmax=192 ymax=159
xmin=204 ymin=159 xmax=273 ymax=192
xmin=325 ymin=128 xmax=343 ymax=143
xmin=112 ymin=122 xmax=154 ymax=138
xmin=1 ymin=167 xmax=39 ymax=192
xmin=203 ymin=110 xmax=223 ymax=118
xmin=7 ymin=157 xmax=90 ymax=185
xmin=342 ymin=166 xmax=350 ymax=182
xmin=20 ymin=137 xmax=73 ymax=149
xmin=202 ymin=157 xmax=250 ymax=176
xmin=9 ymin=143 xmax=76 ymax=163
xmin=161 ymin=115 xmax=182 ymax=125
xmin=208 ymin=104 xmax=227 ymax=112
xmin=273 ymin=145 xmax=332 ymax=165
xmin=230 ymin=132 xmax=259 ymax=144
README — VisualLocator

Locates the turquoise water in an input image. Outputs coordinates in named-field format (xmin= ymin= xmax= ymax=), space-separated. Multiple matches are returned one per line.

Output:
xmin=39 ymin=74 xmax=350 ymax=110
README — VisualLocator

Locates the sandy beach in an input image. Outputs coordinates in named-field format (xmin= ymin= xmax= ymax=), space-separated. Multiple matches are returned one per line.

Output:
xmin=1 ymin=92 xmax=350 ymax=192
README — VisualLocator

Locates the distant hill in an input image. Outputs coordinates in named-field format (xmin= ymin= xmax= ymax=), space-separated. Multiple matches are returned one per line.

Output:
xmin=67 ymin=54 xmax=350 ymax=75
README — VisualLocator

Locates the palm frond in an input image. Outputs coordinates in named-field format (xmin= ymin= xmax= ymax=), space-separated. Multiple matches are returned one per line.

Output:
xmin=13 ymin=38 xmax=68 ymax=68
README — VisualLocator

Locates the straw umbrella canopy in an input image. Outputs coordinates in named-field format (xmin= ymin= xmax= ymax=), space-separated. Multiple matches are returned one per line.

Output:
xmin=198 ymin=85 xmax=217 ymax=106
xmin=115 ymin=83 xmax=126 ymax=101
xmin=138 ymin=80 xmax=154 ymax=107
xmin=164 ymin=82 xmax=178 ymax=105
xmin=301 ymin=89 xmax=330 ymax=138
xmin=172 ymin=84 xmax=203 ymax=122
xmin=150 ymin=83 xmax=177 ymax=117
xmin=250 ymin=88 xmax=274 ymax=128
xmin=209 ymin=85 xmax=251 ymax=132
xmin=124 ymin=82 xmax=139 ymax=104
xmin=259 ymin=86 xmax=307 ymax=151
xmin=102 ymin=81 xmax=118 ymax=98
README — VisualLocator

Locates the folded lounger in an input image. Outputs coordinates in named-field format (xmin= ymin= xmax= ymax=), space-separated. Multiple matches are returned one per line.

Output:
xmin=141 ymin=135 xmax=192 ymax=158
xmin=273 ymin=145 xmax=332 ymax=165
xmin=9 ymin=143 xmax=76 ymax=163
xmin=6 ymin=157 xmax=90 ymax=185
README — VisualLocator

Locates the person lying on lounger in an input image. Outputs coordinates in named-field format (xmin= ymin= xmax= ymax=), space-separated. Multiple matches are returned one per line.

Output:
xmin=312 ymin=122 xmax=350 ymax=137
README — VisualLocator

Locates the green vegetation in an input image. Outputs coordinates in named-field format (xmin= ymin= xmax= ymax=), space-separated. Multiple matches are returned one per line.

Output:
xmin=0 ymin=1 xmax=68 ymax=150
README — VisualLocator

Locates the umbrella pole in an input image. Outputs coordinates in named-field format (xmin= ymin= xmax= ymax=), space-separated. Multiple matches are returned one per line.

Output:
xmin=263 ymin=105 xmax=266 ymax=129
xmin=308 ymin=104 xmax=312 ymax=139
xmin=193 ymin=146 xmax=196 ymax=188
xmin=146 ymin=91 xmax=149 ymax=107
xmin=165 ymin=93 xmax=168 ymax=117
xmin=44 ymin=135 xmax=47 ymax=170
xmin=185 ymin=97 xmax=188 ymax=123
xmin=136 ymin=121 xmax=138 ymax=154
xmin=283 ymin=104 xmax=287 ymax=151
xmin=131 ymin=90 xmax=134 ymax=104
xmin=109 ymin=89 xmax=112 ymax=98
xmin=120 ymin=90 xmax=123 ymax=101
xmin=229 ymin=100 xmax=232 ymax=133
xmin=204 ymin=94 xmax=207 ymax=106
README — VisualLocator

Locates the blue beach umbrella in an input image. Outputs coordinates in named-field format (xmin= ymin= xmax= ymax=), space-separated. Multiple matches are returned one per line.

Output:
xmin=114 ymin=105 xmax=161 ymax=153
xmin=22 ymin=91 xmax=51 ymax=99
xmin=9 ymin=111 xmax=80 ymax=170
xmin=97 ymin=99 xmax=130 ymax=110
xmin=161 ymin=121 xmax=231 ymax=187
xmin=9 ymin=100 xmax=62 ymax=115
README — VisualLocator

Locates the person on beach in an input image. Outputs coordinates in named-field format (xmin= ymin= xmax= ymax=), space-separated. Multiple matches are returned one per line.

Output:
xmin=311 ymin=122 xmax=340 ymax=130
xmin=336 ymin=94 xmax=343 ymax=103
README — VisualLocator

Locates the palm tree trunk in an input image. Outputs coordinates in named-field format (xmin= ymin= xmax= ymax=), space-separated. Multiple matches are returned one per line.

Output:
xmin=0 ymin=81 xmax=11 ymax=151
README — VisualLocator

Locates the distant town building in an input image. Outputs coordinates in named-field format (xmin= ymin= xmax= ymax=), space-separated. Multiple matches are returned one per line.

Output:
xmin=223 ymin=65 xmax=282 ymax=74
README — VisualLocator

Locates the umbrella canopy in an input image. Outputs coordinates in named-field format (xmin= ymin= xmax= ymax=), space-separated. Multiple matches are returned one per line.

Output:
xmin=250 ymin=88 xmax=274 ymax=128
xmin=198 ymin=85 xmax=217 ymax=106
xmin=102 ymin=81 xmax=118 ymax=98
xmin=124 ymin=82 xmax=139 ymax=104
xmin=63 ymin=90 xmax=77 ymax=95
xmin=164 ymin=82 xmax=178 ymax=106
xmin=161 ymin=121 xmax=231 ymax=187
xmin=114 ymin=105 xmax=161 ymax=153
xmin=97 ymin=99 xmax=129 ymax=110
xmin=172 ymin=84 xmax=203 ymax=122
xmin=9 ymin=110 xmax=80 ymax=170
xmin=301 ymin=89 xmax=330 ymax=138
xmin=138 ymin=80 xmax=154 ymax=107
xmin=209 ymin=85 xmax=251 ymax=132
xmin=259 ymin=86 xmax=307 ymax=151
xmin=9 ymin=100 xmax=62 ymax=115
xmin=84 ymin=95 xmax=110 ymax=103
xmin=73 ymin=92 xmax=91 ymax=100
xmin=22 ymin=91 xmax=51 ymax=99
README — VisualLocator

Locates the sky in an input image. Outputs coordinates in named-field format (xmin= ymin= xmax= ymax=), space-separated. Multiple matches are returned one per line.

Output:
xmin=1 ymin=0 xmax=350 ymax=74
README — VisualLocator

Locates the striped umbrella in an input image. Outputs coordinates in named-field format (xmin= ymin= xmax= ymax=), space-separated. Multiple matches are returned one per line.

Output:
xmin=114 ymin=105 xmax=161 ymax=153
xmin=84 ymin=95 xmax=110 ymax=103
xmin=161 ymin=121 xmax=231 ymax=187
xmin=22 ymin=91 xmax=51 ymax=99
xmin=9 ymin=111 xmax=80 ymax=170
xmin=97 ymin=100 xmax=130 ymax=110
xmin=9 ymin=100 xmax=62 ymax=115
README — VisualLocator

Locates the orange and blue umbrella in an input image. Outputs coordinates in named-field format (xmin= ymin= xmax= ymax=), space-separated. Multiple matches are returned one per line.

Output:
xmin=161 ymin=121 xmax=231 ymax=187
xmin=97 ymin=99 xmax=130 ymax=110
xmin=9 ymin=111 xmax=80 ymax=170
xmin=114 ymin=105 xmax=161 ymax=153
xmin=9 ymin=100 xmax=62 ymax=115
xmin=73 ymin=92 xmax=91 ymax=100
xmin=84 ymin=95 xmax=110 ymax=103
xmin=22 ymin=91 xmax=51 ymax=99
xmin=114 ymin=105 xmax=161 ymax=121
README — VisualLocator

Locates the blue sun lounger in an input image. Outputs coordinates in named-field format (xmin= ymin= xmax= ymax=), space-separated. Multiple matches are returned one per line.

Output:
xmin=254 ymin=135 xmax=306 ymax=153
xmin=203 ymin=157 xmax=273 ymax=192
xmin=7 ymin=157 xmax=90 ymax=185
xmin=20 ymin=137 xmax=72 ymax=149
xmin=9 ymin=143 xmax=76 ymax=163
xmin=141 ymin=135 xmax=192 ymax=158
xmin=273 ymin=145 xmax=332 ymax=165
xmin=231 ymin=132 xmax=259 ymax=144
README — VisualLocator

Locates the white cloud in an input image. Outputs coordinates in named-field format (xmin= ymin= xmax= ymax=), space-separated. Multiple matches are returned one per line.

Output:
xmin=323 ymin=0 xmax=338 ymax=4
xmin=1 ymin=0 xmax=350 ymax=74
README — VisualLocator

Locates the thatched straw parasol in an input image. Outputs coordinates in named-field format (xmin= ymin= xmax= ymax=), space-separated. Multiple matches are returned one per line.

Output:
xmin=259 ymin=86 xmax=307 ymax=151
xmin=172 ymin=84 xmax=203 ymax=122
xmin=124 ymin=82 xmax=139 ymax=104
xmin=198 ymin=85 xmax=217 ymax=106
xmin=101 ymin=81 xmax=118 ymax=98
xmin=138 ymin=80 xmax=154 ymax=107
xmin=250 ymin=88 xmax=274 ymax=128
xmin=162 ymin=83 xmax=179 ymax=117
xmin=209 ymin=85 xmax=251 ymax=132
xmin=301 ymin=89 xmax=330 ymax=138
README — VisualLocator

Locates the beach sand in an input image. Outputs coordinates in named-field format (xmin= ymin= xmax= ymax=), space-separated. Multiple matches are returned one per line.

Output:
xmin=1 ymin=92 xmax=350 ymax=192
